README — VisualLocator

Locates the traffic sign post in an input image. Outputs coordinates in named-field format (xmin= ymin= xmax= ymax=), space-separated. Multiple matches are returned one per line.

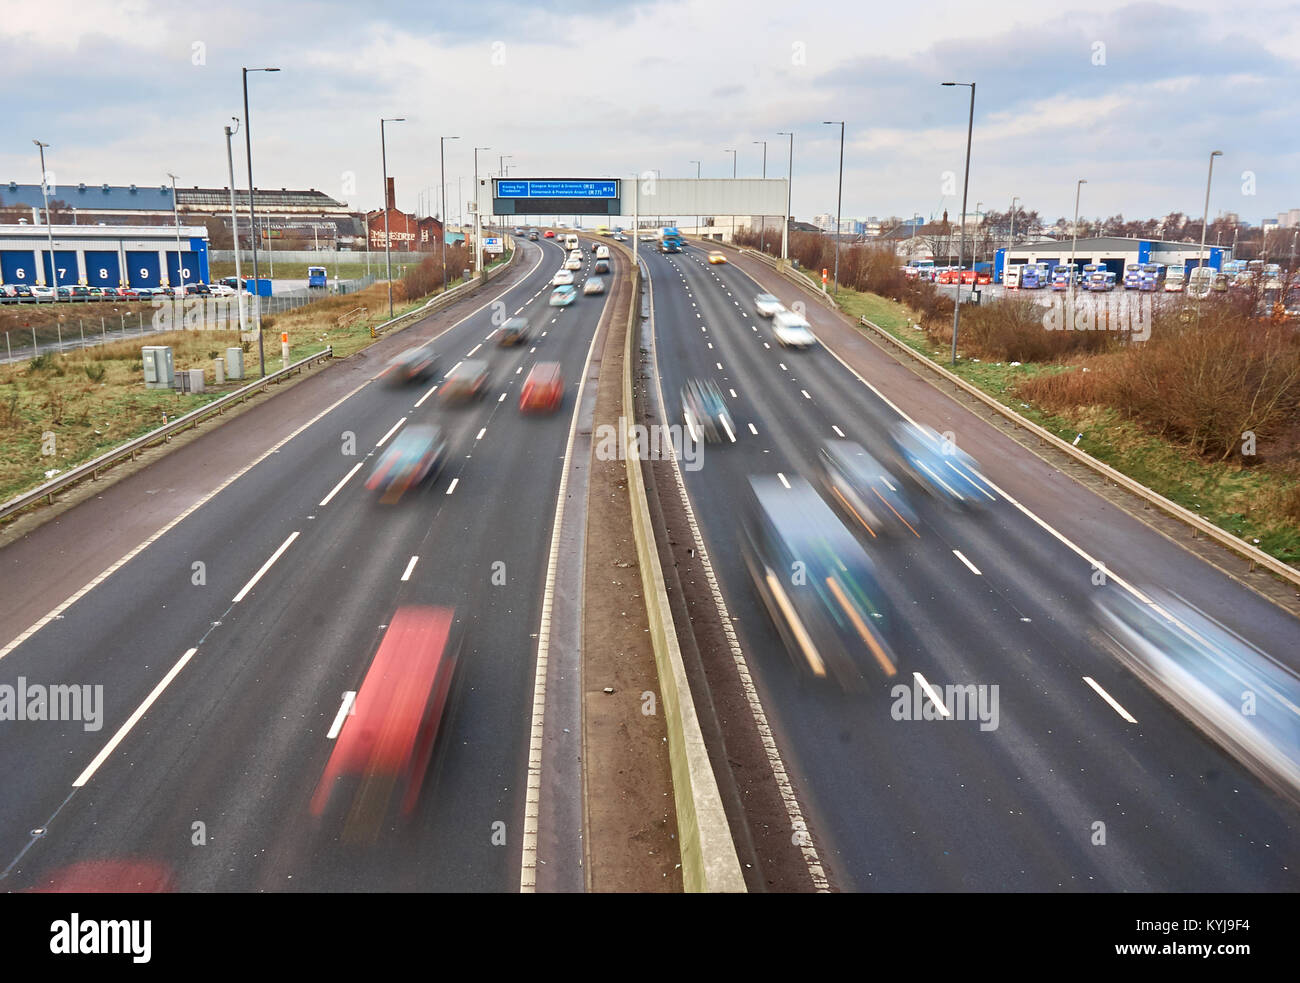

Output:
xmin=822 ymin=268 xmax=829 ymax=292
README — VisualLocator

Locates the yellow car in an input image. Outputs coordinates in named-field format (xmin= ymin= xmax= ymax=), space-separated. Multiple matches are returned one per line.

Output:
xmin=708 ymin=251 xmax=727 ymax=264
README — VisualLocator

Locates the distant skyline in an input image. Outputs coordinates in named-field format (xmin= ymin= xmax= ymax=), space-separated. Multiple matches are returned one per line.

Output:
xmin=1 ymin=0 xmax=1296 ymax=226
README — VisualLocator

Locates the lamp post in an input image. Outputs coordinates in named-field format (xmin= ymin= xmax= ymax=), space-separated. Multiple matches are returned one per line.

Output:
xmin=724 ymin=149 xmax=736 ymax=243
xmin=753 ymin=140 xmax=767 ymax=253
xmin=1008 ymin=194 xmax=1019 ymax=268
xmin=689 ymin=159 xmax=700 ymax=236
xmin=823 ymin=121 xmax=845 ymax=294
xmin=941 ymin=81 xmax=975 ymax=364
xmin=473 ymin=146 xmax=490 ymax=275
xmin=33 ymin=140 xmax=57 ymax=293
xmin=1070 ymin=179 xmax=1086 ymax=298
xmin=380 ymin=117 xmax=405 ymax=318
xmin=167 ymin=172 xmax=187 ymax=297
xmin=777 ymin=131 xmax=793 ymax=261
xmin=242 ymin=65 xmax=279 ymax=377
xmin=1197 ymin=150 xmax=1223 ymax=272
xmin=974 ymin=201 xmax=983 ymax=266
xmin=440 ymin=135 xmax=459 ymax=292
xmin=223 ymin=118 xmax=248 ymax=335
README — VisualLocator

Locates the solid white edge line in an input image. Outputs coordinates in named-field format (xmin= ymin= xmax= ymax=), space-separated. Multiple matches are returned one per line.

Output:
xmin=326 ymin=691 xmax=356 ymax=739
xmin=73 ymin=647 xmax=197 ymax=787
xmin=952 ymin=549 xmax=983 ymax=575
xmin=232 ymin=531 xmax=300 ymax=603
xmin=318 ymin=462 xmax=364 ymax=507
xmin=913 ymin=672 xmax=952 ymax=717
xmin=1082 ymin=675 xmax=1139 ymax=723
xmin=400 ymin=555 xmax=419 ymax=582
xmin=376 ymin=416 xmax=407 ymax=448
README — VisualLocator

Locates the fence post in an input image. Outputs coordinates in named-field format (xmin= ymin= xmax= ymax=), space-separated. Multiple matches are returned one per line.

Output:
xmin=32 ymin=326 xmax=37 ymax=354
xmin=57 ymin=321 xmax=63 ymax=352
xmin=80 ymin=320 xmax=86 ymax=349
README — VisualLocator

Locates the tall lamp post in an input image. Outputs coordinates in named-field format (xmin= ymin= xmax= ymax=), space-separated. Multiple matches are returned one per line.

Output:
xmin=753 ymin=139 xmax=768 ymax=253
xmin=1008 ymin=194 xmax=1019 ymax=269
xmin=242 ymin=65 xmax=280 ymax=377
xmin=724 ymin=149 xmax=736 ymax=243
xmin=167 ymin=172 xmax=188 ymax=297
xmin=473 ymin=146 xmax=491 ymax=276
xmin=380 ymin=117 xmax=405 ymax=318
xmin=223 ymin=118 xmax=248 ymax=335
xmin=689 ymin=160 xmax=701 ymax=236
xmin=1069 ymin=179 xmax=1086 ymax=298
xmin=440 ymin=135 xmax=460 ymax=293
xmin=941 ymin=81 xmax=975 ymax=365
xmin=823 ymin=121 xmax=845 ymax=294
xmin=33 ymin=140 xmax=57 ymax=294
xmin=1197 ymin=150 xmax=1223 ymax=273
xmin=777 ymin=131 xmax=793 ymax=261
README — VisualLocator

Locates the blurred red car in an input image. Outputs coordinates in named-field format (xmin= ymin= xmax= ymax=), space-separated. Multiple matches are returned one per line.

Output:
xmin=310 ymin=607 xmax=460 ymax=834
xmin=543 ymin=230 xmax=556 ymax=238
xmin=520 ymin=362 xmax=564 ymax=413
xmin=30 ymin=859 xmax=174 ymax=892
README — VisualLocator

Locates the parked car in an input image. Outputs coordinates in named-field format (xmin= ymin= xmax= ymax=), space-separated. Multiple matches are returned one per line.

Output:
xmin=210 ymin=283 xmax=237 ymax=297
xmin=184 ymin=282 xmax=212 ymax=296
xmin=30 ymin=285 xmax=55 ymax=299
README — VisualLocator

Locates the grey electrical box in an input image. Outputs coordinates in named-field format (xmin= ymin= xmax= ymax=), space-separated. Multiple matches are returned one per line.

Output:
xmin=142 ymin=346 xmax=174 ymax=389
xmin=186 ymin=368 xmax=205 ymax=393
xmin=226 ymin=347 xmax=244 ymax=380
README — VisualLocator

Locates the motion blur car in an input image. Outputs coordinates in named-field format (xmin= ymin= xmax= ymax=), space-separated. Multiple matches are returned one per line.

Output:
xmin=564 ymin=255 xmax=583 ymax=271
xmin=440 ymin=359 xmax=490 ymax=402
xmin=364 ymin=424 xmax=449 ymax=499
xmin=772 ymin=309 xmax=816 ymax=349
xmin=582 ymin=276 xmax=606 ymax=295
xmin=381 ymin=341 xmax=439 ymax=385
xmin=887 ymin=421 xmax=994 ymax=508
xmin=551 ymin=269 xmax=575 ymax=286
xmin=520 ymin=361 xmax=564 ymax=413
xmin=528 ymin=231 xmax=539 ymax=241
xmin=1093 ymin=587 xmax=1300 ymax=806
xmin=593 ymin=259 xmax=610 ymax=275
xmin=741 ymin=474 xmax=897 ymax=690
xmin=818 ymin=439 xmax=919 ymax=539
xmin=543 ymin=230 xmax=556 ymax=238
xmin=613 ymin=233 xmax=627 ymax=242
xmin=680 ymin=377 xmax=735 ymax=443
xmin=639 ymin=233 xmax=655 ymax=242
xmin=309 ymin=605 xmax=461 ymax=837
xmin=595 ymin=245 xmax=610 ymax=260
xmin=549 ymin=284 xmax=577 ymax=307
xmin=707 ymin=251 xmax=727 ymax=264
xmin=498 ymin=316 xmax=531 ymax=346
xmin=754 ymin=293 xmax=784 ymax=317
xmin=31 ymin=859 xmax=176 ymax=893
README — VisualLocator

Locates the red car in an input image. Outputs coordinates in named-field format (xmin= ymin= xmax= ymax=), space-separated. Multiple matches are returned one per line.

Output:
xmin=543 ymin=230 xmax=556 ymax=238
xmin=520 ymin=361 xmax=564 ymax=413
xmin=310 ymin=606 xmax=461 ymax=835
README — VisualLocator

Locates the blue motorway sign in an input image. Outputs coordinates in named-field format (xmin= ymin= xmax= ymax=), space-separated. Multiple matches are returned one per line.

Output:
xmin=496 ymin=179 xmax=618 ymax=199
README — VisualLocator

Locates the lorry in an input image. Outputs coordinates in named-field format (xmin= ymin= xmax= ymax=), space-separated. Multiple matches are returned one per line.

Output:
xmin=658 ymin=226 xmax=683 ymax=253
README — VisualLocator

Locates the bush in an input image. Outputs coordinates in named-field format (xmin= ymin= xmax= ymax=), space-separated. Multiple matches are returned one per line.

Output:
xmin=84 ymin=363 xmax=106 ymax=382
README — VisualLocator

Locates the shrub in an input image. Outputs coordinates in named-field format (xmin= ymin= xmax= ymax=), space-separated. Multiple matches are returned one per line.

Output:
xmin=84 ymin=363 xmax=106 ymax=382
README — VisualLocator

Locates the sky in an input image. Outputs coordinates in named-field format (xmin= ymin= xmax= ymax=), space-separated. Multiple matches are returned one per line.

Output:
xmin=1 ymin=0 xmax=1297 ymax=227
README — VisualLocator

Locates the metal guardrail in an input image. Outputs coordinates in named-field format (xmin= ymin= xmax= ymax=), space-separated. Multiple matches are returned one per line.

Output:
xmin=690 ymin=237 xmax=839 ymax=310
xmin=856 ymin=314 xmax=1300 ymax=588
xmin=0 ymin=346 xmax=334 ymax=523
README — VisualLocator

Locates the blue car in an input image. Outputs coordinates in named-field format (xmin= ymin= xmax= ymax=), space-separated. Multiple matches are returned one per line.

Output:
xmin=887 ymin=421 xmax=995 ymax=508
xmin=365 ymin=424 xmax=448 ymax=500
xmin=549 ymin=284 xmax=577 ymax=307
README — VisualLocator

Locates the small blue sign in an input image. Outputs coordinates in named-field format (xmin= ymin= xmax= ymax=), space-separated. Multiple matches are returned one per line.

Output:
xmin=497 ymin=181 xmax=528 ymax=197
xmin=496 ymin=179 xmax=618 ymax=199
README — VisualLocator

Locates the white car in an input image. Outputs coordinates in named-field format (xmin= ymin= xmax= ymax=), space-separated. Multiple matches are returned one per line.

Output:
xmin=582 ymin=277 xmax=606 ymax=295
xmin=772 ymin=310 xmax=816 ymax=349
xmin=754 ymin=293 xmax=784 ymax=317
xmin=210 ymin=283 xmax=237 ymax=297
xmin=30 ymin=285 xmax=55 ymax=299
xmin=551 ymin=269 xmax=575 ymax=286
xmin=564 ymin=256 xmax=582 ymax=271
xmin=595 ymin=245 xmax=610 ymax=260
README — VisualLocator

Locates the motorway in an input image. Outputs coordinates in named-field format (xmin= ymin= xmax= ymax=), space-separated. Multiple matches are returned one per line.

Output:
xmin=0 ymin=235 xmax=610 ymax=891
xmin=641 ymin=242 xmax=1300 ymax=891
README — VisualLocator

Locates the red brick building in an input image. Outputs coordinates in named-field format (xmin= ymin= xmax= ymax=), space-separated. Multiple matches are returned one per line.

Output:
xmin=366 ymin=178 xmax=443 ymax=251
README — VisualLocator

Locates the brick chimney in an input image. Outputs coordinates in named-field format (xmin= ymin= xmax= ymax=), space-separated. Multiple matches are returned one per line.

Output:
xmin=386 ymin=177 xmax=396 ymax=212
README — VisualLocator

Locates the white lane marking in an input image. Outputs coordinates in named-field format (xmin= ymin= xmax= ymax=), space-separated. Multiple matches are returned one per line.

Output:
xmin=952 ymin=549 xmax=983 ymax=575
xmin=319 ymin=462 xmax=363 ymax=507
xmin=514 ymin=306 xmax=525 ymax=315
xmin=467 ymin=343 xmax=483 ymax=357
xmin=748 ymin=423 xmax=758 ymax=435
xmin=720 ymin=415 xmax=736 ymax=443
xmin=446 ymin=478 xmax=459 ymax=495
xmin=1083 ymin=676 xmax=1138 ymax=723
xmin=716 ymin=362 xmax=723 ymax=370
xmin=800 ymin=389 xmax=811 ymax=400
xmin=233 ymin=531 xmax=300 ymax=603
xmin=707 ymin=342 xmax=713 ymax=349
xmin=701 ymin=326 xmax=707 ymax=332
xmin=516 ymin=366 xmax=523 ymax=375
xmin=763 ymin=342 xmax=770 ymax=349
xmin=777 ymin=472 xmax=791 ymax=489
xmin=376 ymin=417 xmax=407 ymax=447
xmin=326 ymin=691 xmax=356 ymax=739
xmin=73 ymin=647 xmax=198 ymax=787
xmin=913 ymin=672 xmax=952 ymax=718
xmin=400 ymin=555 xmax=419 ymax=582
xmin=414 ymin=383 xmax=439 ymax=407
xmin=779 ymin=363 xmax=787 ymax=371
xmin=542 ymin=331 xmax=548 ymax=337
xmin=530 ymin=346 xmax=537 ymax=353
xmin=476 ymin=428 xmax=487 ymax=440
xmin=832 ymin=425 xmax=845 ymax=437
xmin=729 ymin=388 xmax=737 ymax=398
xmin=880 ymin=475 xmax=898 ymax=492
xmin=946 ymin=460 xmax=999 ymax=500
xmin=499 ymin=392 xmax=508 ymax=402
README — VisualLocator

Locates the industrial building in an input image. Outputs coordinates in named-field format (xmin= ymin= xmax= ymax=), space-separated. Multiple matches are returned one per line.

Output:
xmin=995 ymin=236 xmax=1228 ymax=282
xmin=0 ymin=223 xmax=210 ymax=289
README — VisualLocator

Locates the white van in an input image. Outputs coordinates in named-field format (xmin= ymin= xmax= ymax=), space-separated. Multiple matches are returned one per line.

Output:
xmin=595 ymin=245 xmax=610 ymax=260
xmin=564 ymin=234 xmax=579 ymax=250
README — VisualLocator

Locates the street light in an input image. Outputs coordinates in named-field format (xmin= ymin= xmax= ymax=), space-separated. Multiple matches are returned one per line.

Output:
xmin=440 ymin=136 xmax=460 ymax=292
xmin=379 ymin=117 xmax=405 ymax=318
xmin=1069 ymin=179 xmax=1086 ymax=299
xmin=1198 ymin=150 xmax=1223 ymax=272
xmin=689 ymin=160 xmax=701 ymax=236
xmin=1008 ymin=194 xmax=1020 ymax=261
xmin=242 ymin=65 xmax=280 ymax=377
xmin=473 ymin=146 xmax=490 ymax=276
xmin=223 ymin=118 xmax=248 ymax=335
xmin=823 ymin=121 xmax=845 ymax=295
xmin=974 ymin=201 xmax=983 ymax=265
xmin=753 ymin=140 xmax=767 ymax=253
xmin=941 ymin=81 xmax=975 ymax=365
xmin=777 ymin=131 xmax=793 ymax=261
xmin=167 ymin=172 xmax=188 ymax=298
xmin=724 ymin=149 xmax=736 ymax=243
xmin=32 ymin=140 xmax=57 ymax=295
